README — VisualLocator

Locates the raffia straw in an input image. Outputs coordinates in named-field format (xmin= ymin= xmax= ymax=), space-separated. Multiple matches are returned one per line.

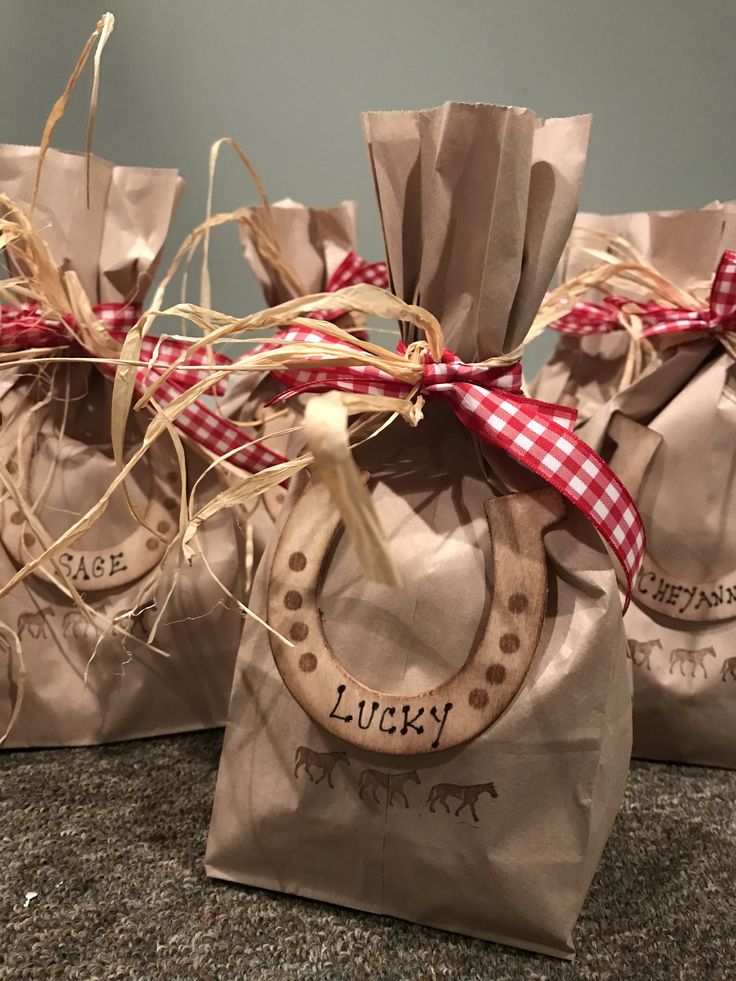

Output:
xmin=30 ymin=12 xmax=114 ymax=214
xmin=0 ymin=283 xmax=438 ymax=595
xmin=532 ymin=229 xmax=719 ymax=391
xmin=200 ymin=137 xmax=307 ymax=309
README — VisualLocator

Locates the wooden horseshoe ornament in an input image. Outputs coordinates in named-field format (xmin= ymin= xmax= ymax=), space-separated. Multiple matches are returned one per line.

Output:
xmin=606 ymin=413 xmax=736 ymax=623
xmin=0 ymin=417 xmax=179 ymax=593
xmin=267 ymin=482 xmax=566 ymax=755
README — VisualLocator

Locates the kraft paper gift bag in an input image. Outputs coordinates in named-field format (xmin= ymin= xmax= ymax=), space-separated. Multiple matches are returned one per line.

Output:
xmin=205 ymin=102 xmax=643 ymax=958
xmin=568 ymin=241 xmax=736 ymax=769
xmin=222 ymin=197 xmax=387 ymax=589
xmin=0 ymin=143 xmax=247 ymax=747
xmin=531 ymin=202 xmax=736 ymax=425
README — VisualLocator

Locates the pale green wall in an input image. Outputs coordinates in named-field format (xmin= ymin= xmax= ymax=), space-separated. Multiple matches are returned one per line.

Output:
xmin=2 ymin=0 xmax=735 ymax=376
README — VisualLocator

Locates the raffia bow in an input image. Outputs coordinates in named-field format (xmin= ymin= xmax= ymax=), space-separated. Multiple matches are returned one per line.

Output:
xmin=103 ymin=281 xmax=646 ymax=595
xmin=260 ymin=322 xmax=645 ymax=596
xmin=635 ymin=250 xmax=736 ymax=339
xmin=540 ymin=234 xmax=736 ymax=389
xmin=549 ymin=252 xmax=736 ymax=341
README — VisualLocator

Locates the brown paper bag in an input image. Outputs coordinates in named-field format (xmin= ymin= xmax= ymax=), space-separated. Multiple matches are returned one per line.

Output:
xmin=222 ymin=198 xmax=364 ymax=583
xmin=532 ymin=203 xmax=736 ymax=767
xmin=0 ymin=146 xmax=246 ymax=747
xmin=206 ymin=103 xmax=632 ymax=958
xmin=571 ymin=289 xmax=736 ymax=770
xmin=531 ymin=203 xmax=736 ymax=422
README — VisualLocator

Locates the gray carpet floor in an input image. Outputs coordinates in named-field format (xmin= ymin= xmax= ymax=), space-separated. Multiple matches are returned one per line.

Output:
xmin=0 ymin=732 xmax=734 ymax=980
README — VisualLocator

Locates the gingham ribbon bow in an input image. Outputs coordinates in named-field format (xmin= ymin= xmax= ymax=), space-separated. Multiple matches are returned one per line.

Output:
xmin=551 ymin=251 xmax=736 ymax=341
xmin=269 ymin=325 xmax=645 ymax=592
xmin=0 ymin=251 xmax=389 ymax=475
xmin=638 ymin=250 xmax=736 ymax=338
xmin=0 ymin=302 xmax=286 ymax=473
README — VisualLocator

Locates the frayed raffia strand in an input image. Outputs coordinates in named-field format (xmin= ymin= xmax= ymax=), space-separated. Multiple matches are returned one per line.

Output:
xmin=561 ymin=228 xmax=705 ymax=309
xmin=109 ymin=198 xmax=307 ymax=473
xmin=30 ymin=12 xmax=114 ymax=214
xmin=303 ymin=393 xmax=401 ymax=586
xmin=200 ymin=137 xmax=306 ymax=309
xmin=1 ymin=196 xmax=70 ymax=316
xmin=76 ymin=283 xmax=433 ymax=587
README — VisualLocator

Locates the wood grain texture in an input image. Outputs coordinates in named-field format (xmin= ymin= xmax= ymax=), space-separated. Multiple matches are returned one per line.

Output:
xmin=267 ymin=481 xmax=565 ymax=755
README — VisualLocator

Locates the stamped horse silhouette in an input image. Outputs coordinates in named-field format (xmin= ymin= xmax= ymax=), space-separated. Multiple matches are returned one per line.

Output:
xmin=62 ymin=610 xmax=94 ymax=639
xmin=721 ymin=657 xmax=736 ymax=682
xmin=17 ymin=607 xmax=54 ymax=639
xmin=358 ymin=769 xmax=421 ymax=808
xmin=294 ymin=746 xmax=350 ymax=788
xmin=669 ymin=646 xmax=717 ymax=679
xmin=627 ymin=638 xmax=662 ymax=670
xmin=427 ymin=781 xmax=498 ymax=822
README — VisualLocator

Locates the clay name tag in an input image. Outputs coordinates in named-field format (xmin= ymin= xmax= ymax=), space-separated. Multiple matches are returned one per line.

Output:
xmin=329 ymin=684 xmax=454 ymax=750
xmin=635 ymin=558 xmax=736 ymax=623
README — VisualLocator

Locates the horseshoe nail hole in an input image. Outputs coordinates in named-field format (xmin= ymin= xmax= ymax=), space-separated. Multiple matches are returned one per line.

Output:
xmin=299 ymin=652 xmax=317 ymax=672
xmin=289 ymin=551 xmax=307 ymax=572
xmin=284 ymin=590 xmax=302 ymax=611
xmin=157 ymin=521 xmax=170 ymax=534
xmin=10 ymin=512 xmax=23 ymax=525
xmin=146 ymin=537 xmax=160 ymax=551
xmin=22 ymin=532 xmax=35 ymax=548
xmin=166 ymin=472 xmax=178 ymax=484
xmin=6 ymin=460 xmax=17 ymax=475
xmin=276 ymin=490 xmax=286 ymax=504
xmin=164 ymin=498 xmax=178 ymax=511
xmin=485 ymin=663 xmax=507 ymax=685
xmin=499 ymin=632 xmax=520 ymax=654
xmin=468 ymin=688 xmax=489 ymax=709
xmin=508 ymin=592 xmax=528 ymax=614
xmin=290 ymin=621 xmax=309 ymax=642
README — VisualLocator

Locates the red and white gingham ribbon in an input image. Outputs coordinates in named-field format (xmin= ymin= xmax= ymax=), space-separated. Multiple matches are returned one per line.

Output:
xmin=0 ymin=252 xmax=388 ymax=477
xmin=0 ymin=302 xmax=286 ymax=473
xmin=550 ymin=251 xmax=736 ymax=341
xmin=549 ymin=296 xmax=626 ymax=335
xmin=306 ymin=251 xmax=388 ymax=324
xmin=268 ymin=325 xmax=645 ymax=593
xmin=638 ymin=250 xmax=736 ymax=338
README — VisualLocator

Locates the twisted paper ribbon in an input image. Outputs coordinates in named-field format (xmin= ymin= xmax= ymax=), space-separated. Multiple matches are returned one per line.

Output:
xmin=550 ymin=250 xmax=736 ymax=341
xmin=268 ymin=324 xmax=646 ymax=593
